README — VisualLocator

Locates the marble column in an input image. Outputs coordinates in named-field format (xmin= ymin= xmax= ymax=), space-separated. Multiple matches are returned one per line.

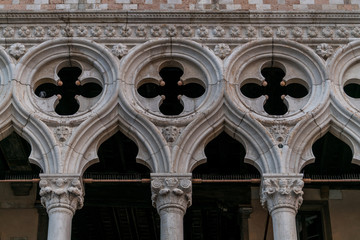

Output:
xmin=151 ymin=173 xmax=192 ymax=240
xmin=260 ymin=174 xmax=304 ymax=240
xmin=39 ymin=174 xmax=84 ymax=240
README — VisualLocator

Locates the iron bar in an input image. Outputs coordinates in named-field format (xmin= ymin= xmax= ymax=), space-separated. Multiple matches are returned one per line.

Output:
xmin=1 ymin=178 xmax=360 ymax=184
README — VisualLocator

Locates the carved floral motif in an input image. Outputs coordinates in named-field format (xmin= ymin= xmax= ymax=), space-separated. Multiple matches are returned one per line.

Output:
xmin=182 ymin=25 xmax=193 ymax=37
xmin=151 ymin=26 xmax=162 ymax=37
xmin=34 ymin=26 xmax=45 ymax=37
xmin=308 ymin=27 xmax=318 ymax=38
xmin=3 ymin=27 xmax=14 ymax=37
xmin=8 ymin=43 xmax=26 ymax=59
xmin=151 ymin=176 xmax=192 ymax=213
xmin=262 ymin=26 xmax=273 ymax=37
xmin=47 ymin=26 xmax=59 ymax=37
xmin=316 ymin=43 xmax=334 ymax=59
xmin=214 ymin=43 xmax=231 ymax=59
xmin=337 ymin=27 xmax=349 ymax=38
xmin=77 ymin=26 xmax=88 ymax=37
xmin=166 ymin=25 xmax=177 ymax=37
xmin=136 ymin=25 xmax=147 ymax=37
xmin=39 ymin=176 xmax=84 ymax=214
xmin=322 ymin=27 xmax=333 ymax=37
xmin=120 ymin=26 xmax=132 ymax=37
xmin=19 ymin=26 xmax=30 ymax=38
xmin=247 ymin=26 xmax=257 ymax=37
xmin=112 ymin=43 xmax=128 ymax=58
xmin=292 ymin=27 xmax=303 ymax=38
xmin=104 ymin=26 xmax=116 ymax=37
xmin=62 ymin=26 xmax=74 ymax=37
xmin=277 ymin=27 xmax=288 ymax=38
xmin=230 ymin=26 xmax=240 ymax=37
xmin=261 ymin=176 xmax=304 ymax=213
xmin=91 ymin=26 xmax=102 ymax=37
xmin=198 ymin=26 xmax=209 ymax=38
xmin=213 ymin=26 xmax=225 ymax=37
xmin=352 ymin=27 xmax=360 ymax=37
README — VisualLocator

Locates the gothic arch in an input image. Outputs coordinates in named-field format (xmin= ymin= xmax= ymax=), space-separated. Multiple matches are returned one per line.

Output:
xmin=118 ymin=39 xmax=224 ymax=173
xmin=224 ymin=39 xmax=327 ymax=120
xmin=13 ymin=38 xmax=121 ymax=174
xmin=173 ymin=99 xmax=277 ymax=174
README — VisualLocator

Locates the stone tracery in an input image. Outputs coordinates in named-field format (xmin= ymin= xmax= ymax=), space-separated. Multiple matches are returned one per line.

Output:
xmin=0 ymin=11 xmax=359 ymax=240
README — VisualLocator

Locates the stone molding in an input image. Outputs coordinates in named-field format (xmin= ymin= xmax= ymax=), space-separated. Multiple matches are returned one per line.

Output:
xmin=151 ymin=173 xmax=192 ymax=214
xmin=39 ymin=174 xmax=84 ymax=215
xmin=261 ymin=174 xmax=304 ymax=214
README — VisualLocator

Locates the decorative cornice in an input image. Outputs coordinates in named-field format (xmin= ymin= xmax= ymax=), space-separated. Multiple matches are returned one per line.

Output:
xmin=0 ymin=11 xmax=358 ymax=48
xmin=151 ymin=173 xmax=192 ymax=214
xmin=261 ymin=174 xmax=304 ymax=214
xmin=0 ymin=11 xmax=359 ymax=24
xmin=39 ymin=174 xmax=84 ymax=215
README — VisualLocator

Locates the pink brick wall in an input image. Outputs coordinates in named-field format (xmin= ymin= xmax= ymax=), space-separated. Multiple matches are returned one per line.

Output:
xmin=0 ymin=0 xmax=359 ymax=11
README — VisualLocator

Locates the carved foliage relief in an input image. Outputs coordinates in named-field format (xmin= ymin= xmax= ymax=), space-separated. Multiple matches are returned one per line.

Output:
xmin=151 ymin=176 xmax=192 ymax=213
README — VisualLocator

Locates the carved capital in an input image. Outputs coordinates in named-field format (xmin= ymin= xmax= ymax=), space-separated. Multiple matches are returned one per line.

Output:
xmin=151 ymin=173 xmax=192 ymax=214
xmin=39 ymin=174 xmax=84 ymax=215
xmin=260 ymin=174 xmax=304 ymax=214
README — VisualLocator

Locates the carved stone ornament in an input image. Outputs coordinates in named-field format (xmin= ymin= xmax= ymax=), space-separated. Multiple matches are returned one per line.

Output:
xmin=316 ymin=43 xmax=334 ymax=59
xmin=54 ymin=126 xmax=72 ymax=143
xmin=214 ymin=43 xmax=231 ymax=59
xmin=151 ymin=174 xmax=192 ymax=214
xmin=162 ymin=126 xmax=181 ymax=142
xmin=260 ymin=175 xmax=304 ymax=214
xmin=111 ymin=43 xmax=128 ymax=58
xmin=39 ymin=175 xmax=84 ymax=215
xmin=8 ymin=43 xmax=26 ymax=59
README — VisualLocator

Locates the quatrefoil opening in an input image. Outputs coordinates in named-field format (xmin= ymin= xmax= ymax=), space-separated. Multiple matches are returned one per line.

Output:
xmin=137 ymin=64 xmax=205 ymax=116
xmin=35 ymin=66 xmax=102 ymax=115
xmin=240 ymin=66 xmax=308 ymax=115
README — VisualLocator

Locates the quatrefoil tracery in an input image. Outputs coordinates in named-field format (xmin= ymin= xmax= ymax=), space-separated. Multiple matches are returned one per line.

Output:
xmin=137 ymin=66 xmax=205 ymax=116
xmin=35 ymin=66 xmax=102 ymax=115
xmin=241 ymin=67 xmax=309 ymax=115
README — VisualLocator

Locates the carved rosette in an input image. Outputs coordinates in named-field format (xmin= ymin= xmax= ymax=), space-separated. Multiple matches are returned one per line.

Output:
xmin=151 ymin=174 xmax=192 ymax=214
xmin=260 ymin=175 xmax=304 ymax=214
xmin=39 ymin=175 xmax=84 ymax=215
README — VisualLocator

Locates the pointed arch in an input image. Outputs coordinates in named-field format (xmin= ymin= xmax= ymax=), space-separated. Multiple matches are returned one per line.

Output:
xmin=288 ymin=102 xmax=360 ymax=173
xmin=172 ymin=98 xmax=279 ymax=174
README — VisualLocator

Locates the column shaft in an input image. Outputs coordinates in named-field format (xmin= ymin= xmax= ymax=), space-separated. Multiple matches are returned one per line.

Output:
xmin=39 ymin=174 xmax=84 ymax=240
xmin=271 ymin=208 xmax=297 ymax=240
xmin=47 ymin=208 xmax=74 ymax=240
xmin=151 ymin=173 xmax=192 ymax=240
xmin=261 ymin=174 xmax=304 ymax=240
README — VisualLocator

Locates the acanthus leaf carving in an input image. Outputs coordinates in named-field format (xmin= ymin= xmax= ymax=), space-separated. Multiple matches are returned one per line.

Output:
xmin=39 ymin=175 xmax=84 ymax=215
xmin=260 ymin=175 xmax=304 ymax=214
xmin=151 ymin=175 xmax=192 ymax=214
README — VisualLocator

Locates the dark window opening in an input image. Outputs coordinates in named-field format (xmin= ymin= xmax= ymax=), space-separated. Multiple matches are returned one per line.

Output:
xmin=297 ymin=211 xmax=324 ymax=240
xmin=137 ymin=67 xmax=205 ymax=116
xmin=303 ymin=132 xmax=360 ymax=178
xmin=187 ymin=132 xmax=260 ymax=240
xmin=72 ymin=131 xmax=156 ymax=240
xmin=297 ymin=201 xmax=332 ymax=240
xmin=35 ymin=67 xmax=102 ymax=116
xmin=241 ymin=67 xmax=308 ymax=115
xmin=0 ymin=132 xmax=40 ymax=180
xmin=85 ymin=131 xmax=150 ymax=178
xmin=344 ymin=83 xmax=360 ymax=98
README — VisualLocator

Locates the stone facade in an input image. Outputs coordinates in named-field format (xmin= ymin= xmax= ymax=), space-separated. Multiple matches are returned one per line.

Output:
xmin=0 ymin=3 xmax=359 ymax=240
